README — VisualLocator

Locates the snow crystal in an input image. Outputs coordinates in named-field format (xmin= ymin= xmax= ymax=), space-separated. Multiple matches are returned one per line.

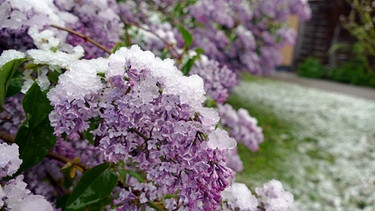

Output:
xmin=221 ymin=182 xmax=258 ymax=210
xmin=0 ymin=143 xmax=22 ymax=179
xmin=27 ymin=45 xmax=84 ymax=68
xmin=0 ymin=50 xmax=25 ymax=67
xmin=235 ymin=78 xmax=375 ymax=210
xmin=164 ymin=74 xmax=206 ymax=109
xmin=47 ymin=60 xmax=103 ymax=104
xmin=207 ymin=129 xmax=236 ymax=150
xmin=28 ymin=27 xmax=60 ymax=50
xmin=3 ymin=175 xmax=53 ymax=211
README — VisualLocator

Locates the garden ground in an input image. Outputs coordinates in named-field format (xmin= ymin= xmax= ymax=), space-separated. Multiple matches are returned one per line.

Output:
xmin=229 ymin=74 xmax=375 ymax=210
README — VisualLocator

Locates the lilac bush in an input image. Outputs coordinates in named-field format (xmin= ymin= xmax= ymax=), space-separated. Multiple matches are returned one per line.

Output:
xmin=0 ymin=0 xmax=310 ymax=210
xmin=120 ymin=0 xmax=311 ymax=74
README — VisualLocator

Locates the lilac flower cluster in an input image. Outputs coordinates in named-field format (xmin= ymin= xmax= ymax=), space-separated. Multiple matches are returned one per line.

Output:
xmin=1 ymin=175 xmax=53 ymax=211
xmin=47 ymin=45 xmax=236 ymax=210
xmin=255 ymin=179 xmax=295 ymax=211
xmin=121 ymin=0 xmax=311 ymax=75
xmin=218 ymin=104 xmax=264 ymax=152
xmin=0 ymin=143 xmax=53 ymax=211
xmin=221 ymin=180 xmax=295 ymax=211
xmin=0 ymin=2 xmax=302 ymax=210
xmin=0 ymin=143 xmax=22 ymax=179
xmin=0 ymin=0 xmax=121 ymax=59
xmin=54 ymin=0 xmax=122 ymax=59
xmin=190 ymin=56 xmax=237 ymax=103
xmin=243 ymin=0 xmax=311 ymax=74
xmin=0 ymin=0 xmax=76 ymax=52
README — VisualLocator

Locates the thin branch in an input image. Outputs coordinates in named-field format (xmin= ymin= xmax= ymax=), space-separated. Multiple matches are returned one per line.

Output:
xmin=0 ymin=131 xmax=15 ymax=143
xmin=124 ymin=25 xmax=133 ymax=46
xmin=128 ymin=128 xmax=151 ymax=141
xmin=119 ymin=17 xmax=181 ymax=60
xmin=47 ymin=152 xmax=90 ymax=171
xmin=46 ymin=171 xmax=69 ymax=195
xmin=50 ymin=24 xmax=112 ymax=54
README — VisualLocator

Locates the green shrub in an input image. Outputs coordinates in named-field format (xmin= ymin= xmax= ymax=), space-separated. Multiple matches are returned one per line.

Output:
xmin=297 ymin=57 xmax=326 ymax=78
xmin=327 ymin=62 xmax=375 ymax=88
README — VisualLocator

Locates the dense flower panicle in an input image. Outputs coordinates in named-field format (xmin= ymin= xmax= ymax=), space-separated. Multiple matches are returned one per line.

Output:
xmin=189 ymin=0 xmax=235 ymax=28
xmin=221 ymin=180 xmax=295 ymax=211
xmin=225 ymin=148 xmax=243 ymax=172
xmin=190 ymin=55 xmax=237 ymax=103
xmin=0 ymin=143 xmax=22 ymax=179
xmin=47 ymin=45 xmax=235 ymax=210
xmin=158 ymin=0 xmax=310 ymax=75
xmin=130 ymin=22 xmax=178 ymax=57
xmin=0 ymin=0 xmax=76 ymax=52
xmin=221 ymin=182 xmax=259 ymax=211
xmin=0 ymin=143 xmax=53 ymax=210
xmin=0 ymin=1 xmax=304 ymax=209
xmin=0 ymin=0 xmax=121 ymax=58
xmin=218 ymin=104 xmax=264 ymax=152
xmin=1 ymin=175 xmax=53 ymax=211
xmin=55 ymin=0 xmax=122 ymax=58
xmin=289 ymin=0 xmax=312 ymax=21
xmin=255 ymin=179 xmax=295 ymax=211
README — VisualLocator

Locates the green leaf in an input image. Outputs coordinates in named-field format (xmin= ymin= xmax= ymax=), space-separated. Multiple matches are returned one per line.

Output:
xmin=124 ymin=169 xmax=145 ymax=182
xmin=83 ymin=117 xmax=100 ymax=145
xmin=0 ymin=58 xmax=27 ymax=107
xmin=6 ymin=77 xmax=23 ymax=98
xmin=15 ymin=119 xmax=56 ymax=170
xmin=48 ymin=69 xmax=60 ymax=85
xmin=65 ymin=163 xmax=118 ymax=210
xmin=195 ymin=48 xmax=205 ymax=55
xmin=181 ymin=53 xmax=202 ymax=76
xmin=177 ymin=25 xmax=193 ymax=49
xmin=181 ymin=58 xmax=195 ymax=76
xmin=15 ymin=82 xmax=56 ymax=170
xmin=22 ymin=83 xmax=53 ymax=127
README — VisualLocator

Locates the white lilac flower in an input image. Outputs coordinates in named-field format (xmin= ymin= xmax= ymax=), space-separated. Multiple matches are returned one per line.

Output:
xmin=221 ymin=182 xmax=259 ymax=211
xmin=0 ymin=143 xmax=22 ymax=179
xmin=0 ymin=50 xmax=25 ymax=67
xmin=256 ymin=179 xmax=294 ymax=211
xmin=3 ymin=175 xmax=53 ymax=211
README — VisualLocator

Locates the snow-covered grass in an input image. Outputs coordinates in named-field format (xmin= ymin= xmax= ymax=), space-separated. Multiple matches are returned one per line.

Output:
xmin=229 ymin=76 xmax=375 ymax=211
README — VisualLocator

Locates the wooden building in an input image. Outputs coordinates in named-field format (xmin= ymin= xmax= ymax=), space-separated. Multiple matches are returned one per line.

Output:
xmin=292 ymin=0 xmax=354 ymax=69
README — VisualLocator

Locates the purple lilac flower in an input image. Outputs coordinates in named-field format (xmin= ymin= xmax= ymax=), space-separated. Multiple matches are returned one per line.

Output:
xmin=218 ymin=104 xmax=264 ymax=152
xmin=0 ymin=0 xmax=76 ymax=52
xmin=47 ymin=45 xmax=235 ymax=210
xmin=190 ymin=55 xmax=237 ymax=103
xmin=289 ymin=0 xmax=312 ymax=21
xmin=55 ymin=0 xmax=122 ymax=59
xmin=225 ymin=148 xmax=243 ymax=172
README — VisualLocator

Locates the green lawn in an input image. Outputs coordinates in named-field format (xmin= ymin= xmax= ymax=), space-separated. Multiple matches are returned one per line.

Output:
xmin=227 ymin=75 xmax=300 ymax=189
xmin=226 ymin=74 xmax=375 ymax=210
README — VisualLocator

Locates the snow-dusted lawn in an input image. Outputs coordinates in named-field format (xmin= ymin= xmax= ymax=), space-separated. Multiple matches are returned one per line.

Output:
xmin=232 ymin=78 xmax=375 ymax=211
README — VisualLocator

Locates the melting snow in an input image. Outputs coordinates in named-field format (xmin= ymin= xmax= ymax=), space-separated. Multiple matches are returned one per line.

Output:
xmin=235 ymin=79 xmax=375 ymax=211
